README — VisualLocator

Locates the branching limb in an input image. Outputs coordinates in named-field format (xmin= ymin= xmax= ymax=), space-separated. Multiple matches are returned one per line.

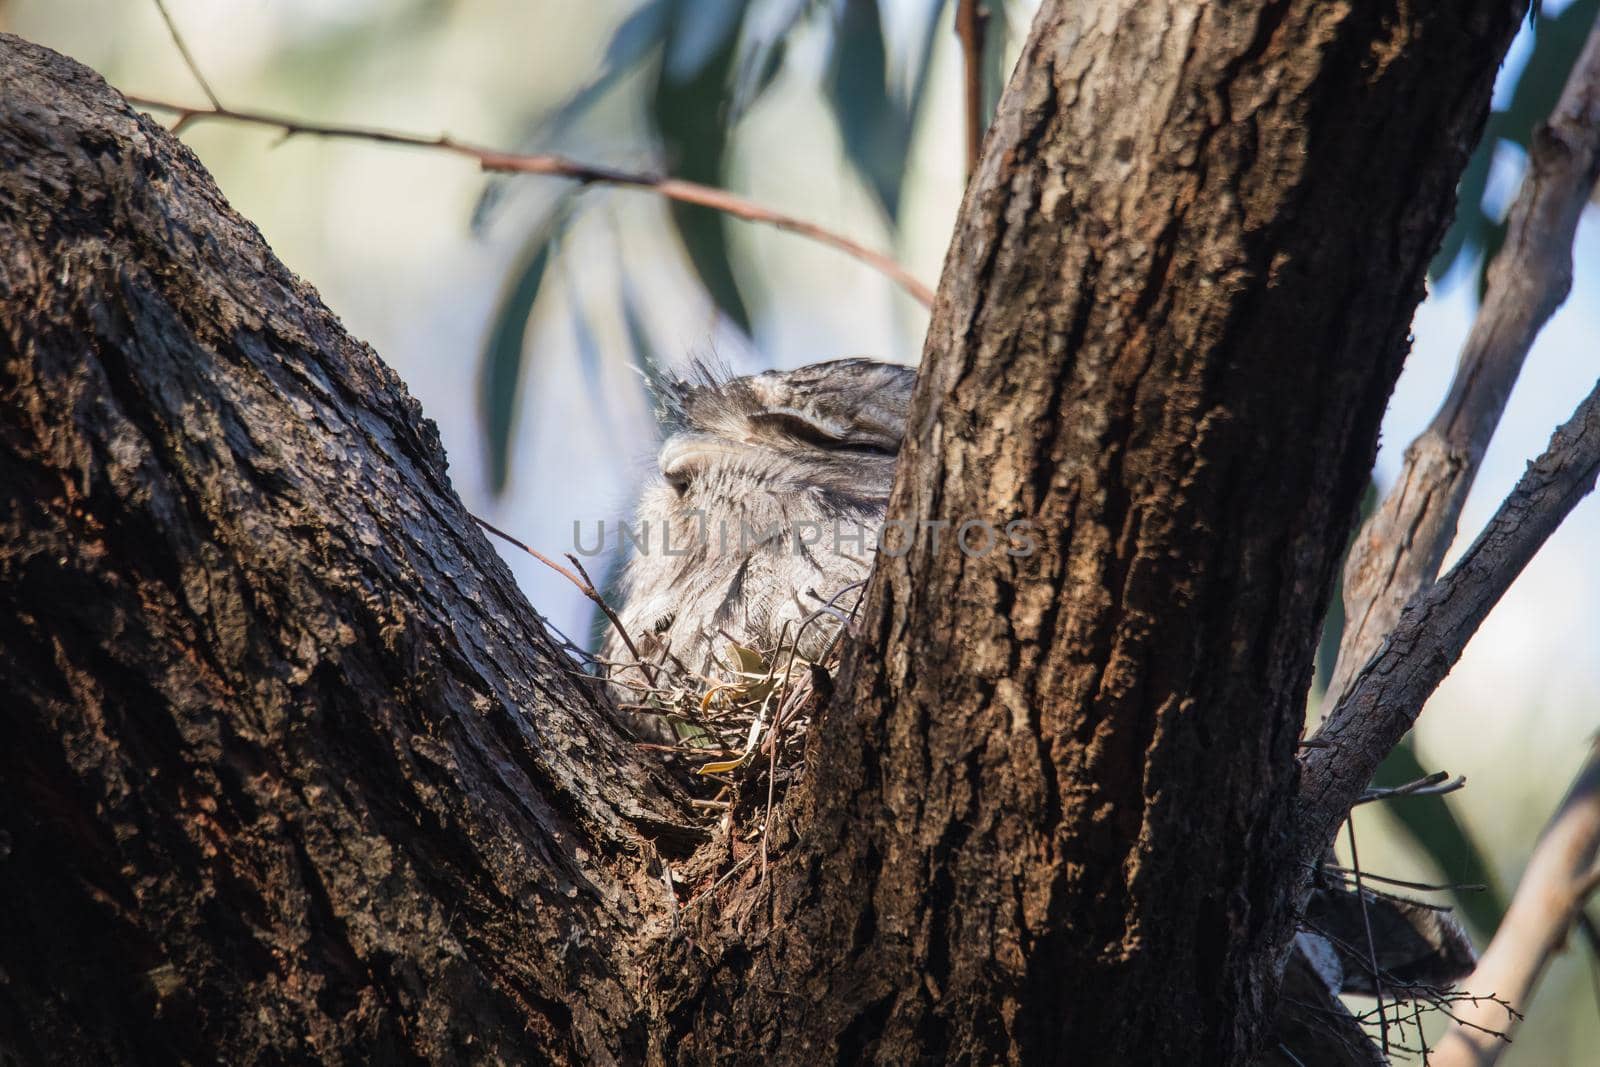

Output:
xmin=0 ymin=35 xmax=700 ymax=1059
xmin=1299 ymin=378 xmax=1600 ymax=859
xmin=1431 ymin=740 xmax=1600 ymax=1066
xmin=1322 ymin=11 xmax=1600 ymax=714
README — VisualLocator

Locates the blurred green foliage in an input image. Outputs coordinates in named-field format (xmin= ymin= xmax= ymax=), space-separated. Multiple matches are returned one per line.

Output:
xmin=476 ymin=0 xmax=1600 ymax=492
xmin=481 ymin=198 xmax=576 ymax=490
xmin=474 ymin=0 xmax=990 ymax=493
xmin=1371 ymin=740 xmax=1507 ymax=939
xmin=471 ymin=3 xmax=1587 ymax=950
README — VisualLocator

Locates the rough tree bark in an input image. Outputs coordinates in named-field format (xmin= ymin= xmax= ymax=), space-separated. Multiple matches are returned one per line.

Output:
xmin=0 ymin=36 xmax=697 ymax=1065
xmin=0 ymin=0 xmax=1528 ymax=1063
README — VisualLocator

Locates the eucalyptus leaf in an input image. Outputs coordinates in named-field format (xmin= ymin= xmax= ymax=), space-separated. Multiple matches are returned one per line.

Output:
xmin=980 ymin=0 xmax=1011 ymax=133
xmin=825 ymin=0 xmax=947 ymax=223
xmin=619 ymin=275 xmax=673 ymax=427
xmin=564 ymin=265 xmax=622 ymax=448
xmin=471 ymin=0 xmax=673 ymax=232
xmin=730 ymin=0 xmax=824 ymax=118
xmin=479 ymin=199 xmax=576 ymax=494
xmin=663 ymin=0 xmax=747 ymax=80
xmin=652 ymin=2 xmax=756 ymax=333
xmin=826 ymin=0 xmax=899 ymax=218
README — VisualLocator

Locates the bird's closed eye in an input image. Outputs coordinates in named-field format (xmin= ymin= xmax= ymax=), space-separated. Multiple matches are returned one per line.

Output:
xmin=752 ymin=411 xmax=897 ymax=457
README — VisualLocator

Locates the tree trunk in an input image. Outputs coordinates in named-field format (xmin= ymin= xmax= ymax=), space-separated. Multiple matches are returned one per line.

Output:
xmin=0 ymin=0 xmax=1526 ymax=1061
xmin=0 ymin=35 xmax=696 ymax=1065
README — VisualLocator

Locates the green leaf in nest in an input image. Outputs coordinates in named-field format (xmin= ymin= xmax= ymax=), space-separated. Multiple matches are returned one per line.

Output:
xmin=726 ymin=642 xmax=770 ymax=678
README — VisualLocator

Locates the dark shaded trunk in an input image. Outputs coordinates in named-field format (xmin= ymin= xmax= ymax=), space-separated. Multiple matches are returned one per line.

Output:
xmin=0 ymin=0 xmax=1525 ymax=1061
xmin=0 ymin=35 xmax=696 ymax=1065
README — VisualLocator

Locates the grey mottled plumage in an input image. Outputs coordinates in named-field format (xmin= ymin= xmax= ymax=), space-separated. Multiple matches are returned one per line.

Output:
xmin=602 ymin=358 xmax=915 ymax=689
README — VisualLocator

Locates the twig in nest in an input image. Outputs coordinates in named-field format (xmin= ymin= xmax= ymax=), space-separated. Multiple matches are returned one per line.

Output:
xmin=1322 ymin=866 xmax=1487 ymax=897
xmin=472 ymin=515 xmax=657 ymax=687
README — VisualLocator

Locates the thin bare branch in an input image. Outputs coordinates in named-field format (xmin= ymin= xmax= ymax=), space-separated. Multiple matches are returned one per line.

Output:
xmin=151 ymin=0 xmax=221 ymax=111
xmin=122 ymin=94 xmax=936 ymax=308
xmin=1323 ymin=866 xmax=1487 ymax=896
xmin=1346 ymin=817 xmax=1391 ymax=1056
xmin=1322 ymin=12 xmax=1600 ymax=714
xmin=1299 ymin=374 xmax=1600 ymax=861
xmin=1356 ymin=771 xmax=1467 ymax=804
xmin=470 ymin=515 xmax=657 ymax=688
xmin=954 ymin=0 xmax=989 ymax=175
xmin=1432 ymin=739 xmax=1600 ymax=1067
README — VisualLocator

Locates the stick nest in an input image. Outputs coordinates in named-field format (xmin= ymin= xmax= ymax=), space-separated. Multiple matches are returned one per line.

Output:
xmin=598 ymin=588 xmax=862 ymax=826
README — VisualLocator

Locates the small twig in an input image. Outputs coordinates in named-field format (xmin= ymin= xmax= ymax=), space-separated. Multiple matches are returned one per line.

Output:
xmin=470 ymin=514 xmax=657 ymax=687
xmin=694 ymin=850 xmax=757 ymax=907
xmin=151 ymin=0 xmax=221 ymax=112
xmin=1357 ymin=771 xmax=1467 ymax=804
xmin=634 ymin=741 xmax=725 ymax=755
xmin=1432 ymin=739 xmax=1600 ymax=1066
xmin=1276 ymin=1044 xmax=1309 ymax=1067
xmin=954 ymin=1 xmax=990 ymax=175
xmin=562 ymin=552 xmax=612 ymax=617
xmin=1346 ymin=816 xmax=1391 ymax=1056
xmin=122 ymin=94 xmax=936 ymax=308
xmin=1323 ymin=866 xmax=1487 ymax=896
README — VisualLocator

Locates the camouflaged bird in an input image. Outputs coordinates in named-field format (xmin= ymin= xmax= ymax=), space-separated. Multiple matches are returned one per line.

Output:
xmin=601 ymin=358 xmax=914 ymax=691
